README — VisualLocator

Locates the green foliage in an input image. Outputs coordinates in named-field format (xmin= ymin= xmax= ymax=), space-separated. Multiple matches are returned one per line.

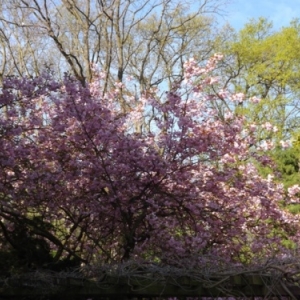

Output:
xmin=221 ymin=18 xmax=300 ymax=217
xmin=217 ymin=18 xmax=300 ymax=143
xmin=257 ymin=145 xmax=300 ymax=214
xmin=272 ymin=147 xmax=300 ymax=187
xmin=286 ymin=203 xmax=300 ymax=215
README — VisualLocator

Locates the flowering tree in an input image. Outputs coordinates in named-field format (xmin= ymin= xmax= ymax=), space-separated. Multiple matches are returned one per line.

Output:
xmin=0 ymin=54 xmax=299 ymax=270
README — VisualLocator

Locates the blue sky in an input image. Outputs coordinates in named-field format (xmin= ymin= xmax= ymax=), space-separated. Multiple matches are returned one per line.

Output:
xmin=221 ymin=0 xmax=300 ymax=30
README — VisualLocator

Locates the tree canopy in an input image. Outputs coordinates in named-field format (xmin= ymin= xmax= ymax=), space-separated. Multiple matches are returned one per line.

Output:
xmin=0 ymin=54 xmax=299 ymax=272
xmin=216 ymin=18 xmax=300 ymax=143
xmin=1 ymin=0 xmax=300 ymax=281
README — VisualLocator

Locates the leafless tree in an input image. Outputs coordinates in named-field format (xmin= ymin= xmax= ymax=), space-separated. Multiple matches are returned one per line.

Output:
xmin=0 ymin=0 xmax=226 ymax=90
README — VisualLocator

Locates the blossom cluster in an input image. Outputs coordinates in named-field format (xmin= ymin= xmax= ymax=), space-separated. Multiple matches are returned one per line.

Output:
xmin=0 ymin=55 xmax=298 ymax=266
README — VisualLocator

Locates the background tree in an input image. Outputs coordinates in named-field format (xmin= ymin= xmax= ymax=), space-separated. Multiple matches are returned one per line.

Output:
xmin=0 ymin=0 xmax=225 ymax=92
xmin=211 ymin=18 xmax=300 ymax=144
xmin=211 ymin=19 xmax=300 ymax=216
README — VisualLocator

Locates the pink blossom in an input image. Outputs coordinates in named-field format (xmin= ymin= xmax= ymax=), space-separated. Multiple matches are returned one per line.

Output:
xmin=280 ymin=140 xmax=290 ymax=149
xmin=224 ymin=111 xmax=234 ymax=120
xmin=231 ymin=92 xmax=245 ymax=103
xmin=262 ymin=122 xmax=273 ymax=131
xmin=249 ymin=123 xmax=257 ymax=132
xmin=221 ymin=153 xmax=236 ymax=164
xmin=288 ymin=185 xmax=300 ymax=198
xmin=259 ymin=140 xmax=274 ymax=151
xmin=0 ymin=54 xmax=298 ymax=268
xmin=249 ymin=96 xmax=261 ymax=103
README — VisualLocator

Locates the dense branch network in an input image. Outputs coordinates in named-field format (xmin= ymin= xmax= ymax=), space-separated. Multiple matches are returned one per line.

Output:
xmin=0 ymin=55 xmax=299 ymax=272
